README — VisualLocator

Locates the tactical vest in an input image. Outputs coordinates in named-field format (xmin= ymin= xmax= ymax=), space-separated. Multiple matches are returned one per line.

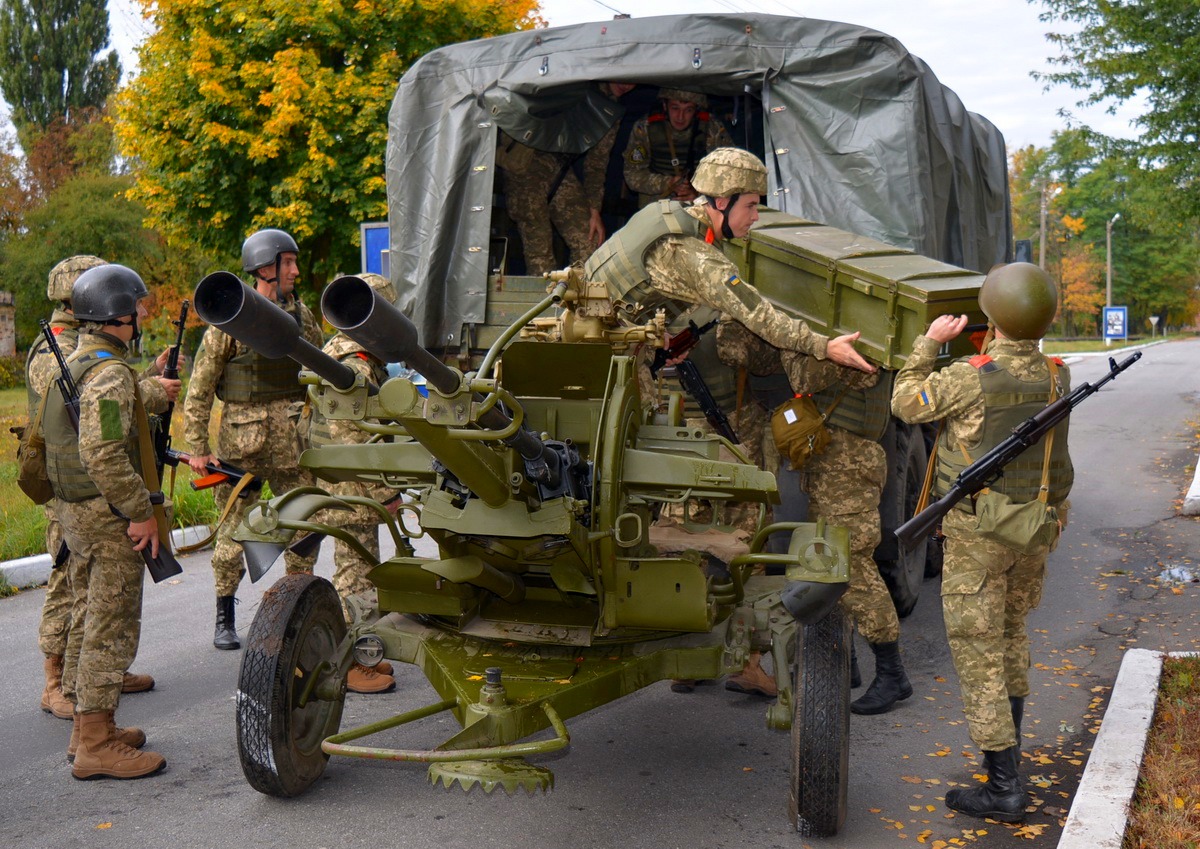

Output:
xmin=656 ymin=308 xmax=738 ymax=421
xmin=936 ymin=356 xmax=1074 ymax=506
xmin=43 ymin=345 xmax=143 ymax=503
xmin=645 ymin=113 xmax=712 ymax=178
xmin=216 ymin=299 xmax=307 ymax=403
xmin=307 ymin=349 xmax=388 ymax=447
xmin=584 ymin=199 xmax=702 ymax=316
xmin=813 ymin=371 xmax=895 ymax=442
xmin=25 ymin=323 xmax=80 ymax=415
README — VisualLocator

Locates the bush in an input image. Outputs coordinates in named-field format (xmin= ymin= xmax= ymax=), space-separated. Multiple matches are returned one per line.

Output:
xmin=0 ymin=355 xmax=24 ymax=390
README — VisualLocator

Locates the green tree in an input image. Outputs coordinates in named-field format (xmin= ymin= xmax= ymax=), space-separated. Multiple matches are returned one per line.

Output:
xmin=0 ymin=0 xmax=121 ymax=146
xmin=116 ymin=0 xmax=539 ymax=290
xmin=1033 ymin=0 xmax=1200 ymax=219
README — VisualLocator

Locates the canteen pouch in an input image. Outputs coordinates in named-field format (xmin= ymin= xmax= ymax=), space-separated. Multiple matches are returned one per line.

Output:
xmin=771 ymin=395 xmax=831 ymax=470
xmin=973 ymin=489 xmax=1059 ymax=555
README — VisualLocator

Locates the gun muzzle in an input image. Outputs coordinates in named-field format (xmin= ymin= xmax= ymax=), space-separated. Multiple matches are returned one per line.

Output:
xmin=194 ymin=271 xmax=360 ymax=392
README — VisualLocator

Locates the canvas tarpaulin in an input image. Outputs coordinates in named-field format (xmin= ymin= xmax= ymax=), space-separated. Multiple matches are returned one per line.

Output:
xmin=385 ymin=13 xmax=1010 ymax=347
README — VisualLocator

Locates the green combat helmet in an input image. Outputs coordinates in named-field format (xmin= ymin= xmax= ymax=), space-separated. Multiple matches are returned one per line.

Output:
xmin=691 ymin=147 xmax=768 ymax=198
xmin=978 ymin=262 xmax=1058 ymax=341
xmin=657 ymin=87 xmax=707 ymax=108
xmin=47 ymin=255 xmax=107 ymax=303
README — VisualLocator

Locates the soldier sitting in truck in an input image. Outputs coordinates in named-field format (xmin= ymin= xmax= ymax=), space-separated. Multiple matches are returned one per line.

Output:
xmin=623 ymin=89 xmax=733 ymax=209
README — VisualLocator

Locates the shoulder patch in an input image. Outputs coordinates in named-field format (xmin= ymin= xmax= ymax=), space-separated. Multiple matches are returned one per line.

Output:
xmin=98 ymin=398 xmax=124 ymax=441
xmin=647 ymin=113 xmax=667 ymax=123
xmin=1051 ymin=356 xmax=1065 ymax=366
xmin=968 ymin=354 xmax=998 ymax=372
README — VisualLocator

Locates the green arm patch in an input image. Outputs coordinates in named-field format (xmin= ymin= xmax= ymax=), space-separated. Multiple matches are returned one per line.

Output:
xmin=98 ymin=398 xmax=125 ymax=441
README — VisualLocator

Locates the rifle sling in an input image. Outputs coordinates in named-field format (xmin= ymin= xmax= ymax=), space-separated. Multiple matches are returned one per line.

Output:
xmin=132 ymin=383 xmax=173 ymax=555
xmin=174 ymin=469 xmax=259 ymax=554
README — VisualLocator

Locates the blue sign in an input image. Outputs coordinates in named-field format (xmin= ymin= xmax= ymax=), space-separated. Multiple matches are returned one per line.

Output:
xmin=360 ymin=222 xmax=389 ymax=275
xmin=1103 ymin=306 xmax=1128 ymax=340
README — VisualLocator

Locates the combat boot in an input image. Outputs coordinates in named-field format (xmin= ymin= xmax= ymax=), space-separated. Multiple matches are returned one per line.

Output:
xmin=40 ymin=655 xmax=74 ymax=719
xmin=850 ymin=642 xmax=862 ymax=689
xmin=213 ymin=596 xmax=240 ymax=650
xmin=67 ymin=711 xmax=147 ymax=762
xmin=347 ymin=663 xmax=396 ymax=694
xmin=724 ymin=652 xmax=778 ymax=697
xmin=850 ymin=640 xmax=912 ymax=715
xmin=71 ymin=711 xmax=165 ymax=780
xmin=945 ymin=745 xmax=1028 ymax=823
xmin=121 ymin=671 xmax=155 ymax=693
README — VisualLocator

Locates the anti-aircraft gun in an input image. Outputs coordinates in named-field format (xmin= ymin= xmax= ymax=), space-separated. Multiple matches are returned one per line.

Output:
xmin=194 ymin=268 xmax=855 ymax=837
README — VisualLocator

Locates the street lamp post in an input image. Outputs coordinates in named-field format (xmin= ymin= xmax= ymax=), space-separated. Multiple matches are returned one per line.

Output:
xmin=1039 ymin=183 xmax=1062 ymax=268
xmin=1106 ymin=212 xmax=1120 ymax=346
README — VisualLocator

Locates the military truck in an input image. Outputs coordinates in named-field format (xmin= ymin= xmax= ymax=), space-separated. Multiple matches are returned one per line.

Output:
xmin=216 ymin=13 xmax=1009 ymax=840
xmin=382 ymin=12 xmax=1009 ymax=613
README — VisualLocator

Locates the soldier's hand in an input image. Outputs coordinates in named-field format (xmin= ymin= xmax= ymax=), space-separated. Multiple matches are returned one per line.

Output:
xmin=588 ymin=209 xmax=606 ymax=247
xmin=926 ymin=314 xmax=969 ymax=344
xmin=826 ymin=333 xmax=877 ymax=373
xmin=154 ymin=348 xmax=188 ymax=375
xmin=128 ymin=517 xmax=159 ymax=557
xmin=157 ymin=376 xmax=182 ymax=403
xmin=188 ymin=453 xmax=218 ymax=476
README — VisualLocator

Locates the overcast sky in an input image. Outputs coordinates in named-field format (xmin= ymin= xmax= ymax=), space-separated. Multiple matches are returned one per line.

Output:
xmin=3 ymin=0 xmax=1143 ymax=155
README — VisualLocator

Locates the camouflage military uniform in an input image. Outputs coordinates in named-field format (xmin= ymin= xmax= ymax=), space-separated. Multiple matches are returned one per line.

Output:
xmin=183 ymin=295 xmax=323 ymax=596
xmin=624 ymin=112 xmax=732 ymax=208
xmin=893 ymin=335 xmax=1072 ymax=751
xmin=45 ymin=331 xmax=156 ymax=713
xmin=498 ymin=106 xmax=620 ymax=274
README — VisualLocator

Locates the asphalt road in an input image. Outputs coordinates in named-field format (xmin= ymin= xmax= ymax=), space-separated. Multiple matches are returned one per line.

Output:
xmin=1 ymin=338 xmax=1197 ymax=849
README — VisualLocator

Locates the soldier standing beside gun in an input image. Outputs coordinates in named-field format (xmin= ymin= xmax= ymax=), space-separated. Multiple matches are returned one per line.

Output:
xmin=623 ymin=89 xmax=732 ymax=209
xmin=891 ymin=263 xmax=1074 ymax=824
xmin=27 ymin=257 xmax=169 ymax=722
xmin=41 ymin=265 xmax=179 ymax=779
xmin=184 ymin=229 xmax=323 ymax=650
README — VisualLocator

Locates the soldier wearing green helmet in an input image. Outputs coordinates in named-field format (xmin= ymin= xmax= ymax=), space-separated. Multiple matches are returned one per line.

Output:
xmin=891 ymin=261 xmax=1075 ymax=824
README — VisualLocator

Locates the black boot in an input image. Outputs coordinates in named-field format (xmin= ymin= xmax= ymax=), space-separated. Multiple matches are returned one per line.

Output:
xmin=850 ymin=640 xmax=912 ymax=715
xmin=850 ymin=641 xmax=862 ymax=689
xmin=945 ymin=745 xmax=1028 ymax=823
xmin=214 ymin=596 xmax=240 ymax=650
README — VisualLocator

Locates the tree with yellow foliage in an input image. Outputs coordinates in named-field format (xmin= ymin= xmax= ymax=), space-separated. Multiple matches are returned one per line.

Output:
xmin=115 ymin=0 xmax=540 ymax=287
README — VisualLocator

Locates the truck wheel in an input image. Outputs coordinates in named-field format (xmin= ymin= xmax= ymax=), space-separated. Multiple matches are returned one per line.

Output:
xmin=789 ymin=606 xmax=850 ymax=837
xmin=875 ymin=419 xmax=926 ymax=618
xmin=237 ymin=573 xmax=346 ymax=797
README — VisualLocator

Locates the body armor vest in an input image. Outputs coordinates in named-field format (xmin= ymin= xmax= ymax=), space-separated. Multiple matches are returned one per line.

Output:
xmin=645 ymin=113 xmax=712 ymax=178
xmin=44 ymin=345 xmax=143 ymax=503
xmin=584 ymin=199 xmax=702 ymax=315
xmin=216 ymin=298 xmax=307 ymax=403
xmin=307 ymin=349 xmax=388 ymax=447
xmin=814 ymin=371 xmax=895 ymax=442
xmin=936 ymin=357 xmax=1073 ymax=506
xmin=26 ymin=322 xmax=79 ymax=415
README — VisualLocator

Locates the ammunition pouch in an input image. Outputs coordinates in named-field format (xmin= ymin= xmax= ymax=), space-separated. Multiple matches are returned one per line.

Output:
xmin=12 ymin=392 xmax=53 ymax=504
xmin=972 ymin=490 xmax=1059 ymax=555
xmin=770 ymin=396 xmax=830 ymax=469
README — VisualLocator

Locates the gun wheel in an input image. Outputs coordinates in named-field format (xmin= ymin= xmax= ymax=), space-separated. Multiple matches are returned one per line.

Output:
xmin=788 ymin=606 xmax=851 ymax=837
xmin=237 ymin=573 xmax=346 ymax=797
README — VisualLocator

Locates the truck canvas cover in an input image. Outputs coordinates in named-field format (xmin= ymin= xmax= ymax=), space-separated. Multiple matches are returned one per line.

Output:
xmin=386 ymin=13 xmax=1011 ymax=346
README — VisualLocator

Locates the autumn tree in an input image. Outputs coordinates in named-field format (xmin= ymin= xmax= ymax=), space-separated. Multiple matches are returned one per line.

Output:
xmin=116 ymin=0 xmax=539 ymax=289
xmin=1058 ymin=239 xmax=1105 ymax=337
xmin=0 ymin=0 xmax=121 ymax=148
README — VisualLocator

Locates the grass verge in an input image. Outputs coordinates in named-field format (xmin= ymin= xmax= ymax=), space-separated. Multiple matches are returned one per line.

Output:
xmin=1123 ymin=654 xmax=1200 ymax=848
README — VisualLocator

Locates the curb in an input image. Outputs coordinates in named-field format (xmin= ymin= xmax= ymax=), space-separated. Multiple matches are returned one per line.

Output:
xmin=0 ymin=525 xmax=211 ymax=588
xmin=1058 ymin=648 xmax=1163 ymax=849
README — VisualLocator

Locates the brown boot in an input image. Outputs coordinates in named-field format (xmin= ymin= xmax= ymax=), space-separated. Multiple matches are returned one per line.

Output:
xmin=724 ymin=652 xmax=778 ymax=697
xmin=121 ymin=671 xmax=155 ymax=693
xmin=72 ymin=711 xmax=164 ymax=780
xmin=67 ymin=711 xmax=148 ymax=762
xmin=375 ymin=660 xmax=394 ymax=676
xmin=347 ymin=663 xmax=396 ymax=694
xmin=40 ymin=655 xmax=74 ymax=720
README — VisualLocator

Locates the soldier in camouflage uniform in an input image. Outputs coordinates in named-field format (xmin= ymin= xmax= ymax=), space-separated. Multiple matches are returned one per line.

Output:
xmin=184 ymin=229 xmax=323 ymax=650
xmin=498 ymin=82 xmax=634 ymax=274
xmin=29 ymin=257 xmax=167 ymax=721
xmin=892 ymin=263 xmax=1073 ymax=824
xmin=307 ymin=273 xmax=409 ymax=694
xmin=43 ymin=265 xmax=176 ymax=779
xmin=623 ymin=89 xmax=732 ymax=209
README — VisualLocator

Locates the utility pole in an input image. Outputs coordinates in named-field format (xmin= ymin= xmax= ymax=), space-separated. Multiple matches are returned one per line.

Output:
xmin=1038 ymin=183 xmax=1061 ymax=268
xmin=1106 ymin=212 xmax=1120 ymax=346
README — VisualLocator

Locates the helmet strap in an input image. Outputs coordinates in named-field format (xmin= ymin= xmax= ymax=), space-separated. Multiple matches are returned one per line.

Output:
xmin=718 ymin=193 xmax=742 ymax=241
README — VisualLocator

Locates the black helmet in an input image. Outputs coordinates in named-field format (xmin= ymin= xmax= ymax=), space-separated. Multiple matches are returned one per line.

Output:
xmin=979 ymin=262 xmax=1058 ymax=340
xmin=72 ymin=265 xmax=149 ymax=322
xmin=241 ymin=228 xmax=299 ymax=274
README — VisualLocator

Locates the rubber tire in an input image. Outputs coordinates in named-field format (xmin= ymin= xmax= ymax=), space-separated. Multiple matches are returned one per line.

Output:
xmin=789 ymin=606 xmax=851 ymax=838
xmin=874 ymin=418 xmax=926 ymax=618
xmin=237 ymin=573 xmax=347 ymax=797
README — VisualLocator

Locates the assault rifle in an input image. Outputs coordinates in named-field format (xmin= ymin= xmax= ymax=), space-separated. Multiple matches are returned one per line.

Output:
xmin=40 ymin=321 xmax=184 ymax=583
xmin=895 ymin=351 xmax=1142 ymax=549
xmin=152 ymin=300 xmax=188 ymax=479
xmin=649 ymin=317 xmax=739 ymax=443
xmin=161 ymin=448 xmax=261 ymax=494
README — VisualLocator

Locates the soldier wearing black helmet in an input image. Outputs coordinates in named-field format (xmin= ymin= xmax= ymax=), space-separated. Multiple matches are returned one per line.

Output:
xmin=892 ymin=262 xmax=1074 ymax=824
xmin=183 ymin=228 xmax=324 ymax=650
xmin=41 ymin=264 xmax=181 ymax=779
